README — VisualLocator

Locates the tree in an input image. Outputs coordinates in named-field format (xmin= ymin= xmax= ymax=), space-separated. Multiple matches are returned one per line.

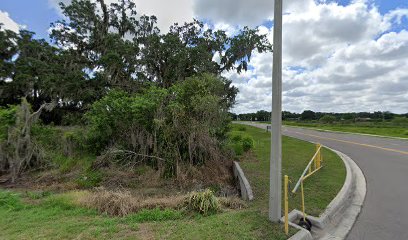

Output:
xmin=0 ymin=98 xmax=55 ymax=183
xmin=301 ymin=110 xmax=316 ymax=121
xmin=256 ymin=110 xmax=270 ymax=121
xmin=319 ymin=115 xmax=336 ymax=124
xmin=0 ymin=24 xmax=18 ymax=105
xmin=51 ymin=0 xmax=271 ymax=90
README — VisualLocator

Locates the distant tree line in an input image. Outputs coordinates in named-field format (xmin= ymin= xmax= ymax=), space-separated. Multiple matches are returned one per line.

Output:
xmin=231 ymin=110 xmax=408 ymax=122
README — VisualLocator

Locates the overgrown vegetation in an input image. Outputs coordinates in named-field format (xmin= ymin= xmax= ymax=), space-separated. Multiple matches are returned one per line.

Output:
xmin=0 ymin=125 xmax=346 ymax=239
xmin=0 ymin=99 xmax=55 ymax=182
xmin=79 ymin=188 xmax=186 ymax=217
xmin=186 ymin=189 xmax=220 ymax=215
xmin=0 ymin=0 xmax=272 ymax=185
xmin=86 ymin=74 xmax=233 ymax=178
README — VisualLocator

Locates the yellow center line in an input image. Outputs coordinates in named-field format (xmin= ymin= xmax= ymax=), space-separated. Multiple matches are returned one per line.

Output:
xmin=288 ymin=130 xmax=408 ymax=155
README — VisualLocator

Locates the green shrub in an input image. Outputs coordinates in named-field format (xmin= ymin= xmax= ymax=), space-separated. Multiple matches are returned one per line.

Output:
xmin=76 ymin=170 xmax=103 ymax=188
xmin=231 ymin=143 xmax=244 ymax=156
xmin=85 ymin=74 xmax=234 ymax=177
xmin=63 ymin=128 xmax=87 ymax=150
xmin=0 ymin=105 xmax=17 ymax=140
xmin=404 ymin=130 xmax=408 ymax=136
xmin=0 ymin=191 xmax=24 ymax=211
xmin=231 ymin=134 xmax=242 ymax=142
xmin=242 ymin=136 xmax=254 ymax=152
xmin=31 ymin=125 xmax=62 ymax=148
xmin=186 ymin=189 xmax=219 ymax=215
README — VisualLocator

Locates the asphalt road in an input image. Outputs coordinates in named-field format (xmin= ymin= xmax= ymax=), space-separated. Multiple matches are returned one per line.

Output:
xmin=241 ymin=122 xmax=408 ymax=240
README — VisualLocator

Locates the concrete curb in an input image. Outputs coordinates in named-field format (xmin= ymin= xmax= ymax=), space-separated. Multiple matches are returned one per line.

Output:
xmin=286 ymin=147 xmax=366 ymax=240
xmin=233 ymin=161 xmax=254 ymax=201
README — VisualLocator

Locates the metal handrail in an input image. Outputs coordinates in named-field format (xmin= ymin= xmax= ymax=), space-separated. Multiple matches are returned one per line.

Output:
xmin=292 ymin=145 xmax=322 ymax=193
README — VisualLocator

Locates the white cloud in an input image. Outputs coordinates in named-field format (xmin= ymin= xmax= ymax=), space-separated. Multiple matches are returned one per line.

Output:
xmin=222 ymin=1 xmax=408 ymax=114
xmin=193 ymin=0 xmax=315 ymax=27
xmin=0 ymin=11 xmax=20 ymax=32
xmin=133 ymin=0 xmax=194 ymax=32
xmin=48 ymin=0 xmax=194 ymax=32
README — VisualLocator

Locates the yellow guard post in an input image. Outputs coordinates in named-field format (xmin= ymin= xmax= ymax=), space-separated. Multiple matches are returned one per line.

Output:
xmin=284 ymin=175 xmax=289 ymax=235
xmin=301 ymin=178 xmax=306 ymax=220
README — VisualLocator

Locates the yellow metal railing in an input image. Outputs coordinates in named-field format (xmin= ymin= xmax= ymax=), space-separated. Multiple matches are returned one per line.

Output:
xmin=292 ymin=143 xmax=323 ymax=193
xmin=283 ymin=143 xmax=324 ymax=235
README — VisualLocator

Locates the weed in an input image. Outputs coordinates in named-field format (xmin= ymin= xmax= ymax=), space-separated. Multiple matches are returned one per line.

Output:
xmin=186 ymin=189 xmax=219 ymax=215
xmin=76 ymin=170 xmax=103 ymax=188
xmin=26 ymin=191 xmax=52 ymax=200
xmin=126 ymin=208 xmax=183 ymax=222
xmin=0 ymin=191 xmax=25 ymax=211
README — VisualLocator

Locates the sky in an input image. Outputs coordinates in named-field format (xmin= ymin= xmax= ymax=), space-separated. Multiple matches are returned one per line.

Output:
xmin=1 ymin=0 xmax=408 ymax=114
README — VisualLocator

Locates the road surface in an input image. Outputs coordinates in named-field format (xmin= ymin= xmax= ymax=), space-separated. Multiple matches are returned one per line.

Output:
xmin=241 ymin=122 xmax=408 ymax=240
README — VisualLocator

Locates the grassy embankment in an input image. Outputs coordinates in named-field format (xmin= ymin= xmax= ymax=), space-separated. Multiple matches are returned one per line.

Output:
xmin=230 ymin=124 xmax=346 ymax=216
xmin=284 ymin=121 xmax=408 ymax=139
xmin=0 ymin=124 xmax=346 ymax=239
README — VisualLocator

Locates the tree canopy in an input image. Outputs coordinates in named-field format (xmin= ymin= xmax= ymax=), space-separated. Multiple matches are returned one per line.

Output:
xmin=0 ymin=0 xmax=271 ymax=124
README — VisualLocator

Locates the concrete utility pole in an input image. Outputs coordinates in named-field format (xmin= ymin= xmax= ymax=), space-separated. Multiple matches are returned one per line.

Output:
xmin=269 ymin=0 xmax=282 ymax=222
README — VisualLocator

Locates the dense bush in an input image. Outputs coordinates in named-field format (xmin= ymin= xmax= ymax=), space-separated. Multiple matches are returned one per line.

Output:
xmin=86 ymin=74 xmax=233 ymax=177
xmin=242 ymin=136 xmax=254 ymax=152
xmin=231 ymin=134 xmax=243 ymax=143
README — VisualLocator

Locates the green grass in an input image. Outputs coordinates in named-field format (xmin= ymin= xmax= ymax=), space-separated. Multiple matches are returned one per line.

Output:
xmin=0 ymin=124 xmax=345 ymax=239
xmin=230 ymin=124 xmax=346 ymax=216
xmin=283 ymin=121 xmax=408 ymax=139
xmin=0 ymin=189 xmax=293 ymax=240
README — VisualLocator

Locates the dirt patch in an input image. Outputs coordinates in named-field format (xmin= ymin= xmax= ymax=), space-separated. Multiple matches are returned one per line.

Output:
xmin=137 ymin=223 xmax=155 ymax=240
xmin=239 ymin=150 xmax=259 ymax=163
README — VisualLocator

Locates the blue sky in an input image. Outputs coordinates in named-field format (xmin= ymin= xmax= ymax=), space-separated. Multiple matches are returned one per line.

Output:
xmin=1 ymin=0 xmax=407 ymax=40
xmin=0 ymin=0 xmax=60 ymax=40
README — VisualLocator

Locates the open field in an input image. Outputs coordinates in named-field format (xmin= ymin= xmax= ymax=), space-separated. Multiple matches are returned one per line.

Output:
xmin=0 ymin=124 xmax=345 ymax=240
